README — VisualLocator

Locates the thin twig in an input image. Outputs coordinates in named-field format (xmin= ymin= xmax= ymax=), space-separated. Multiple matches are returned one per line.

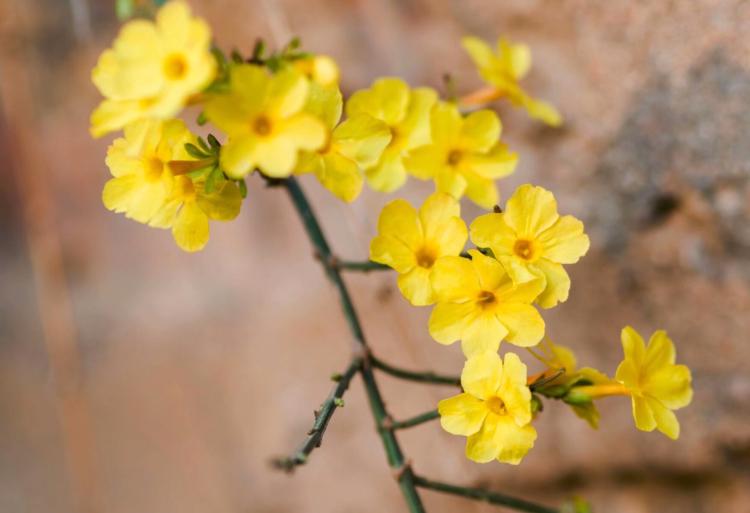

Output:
xmin=272 ymin=358 xmax=361 ymax=472
xmin=413 ymin=475 xmax=559 ymax=513
xmin=282 ymin=177 xmax=426 ymax=512
xmin=387 ymin=410 xmax=440 ymax=430
xmin=337 ymin=260 xmax=391 ymax=272
xmin=372 ymin=355 xmax=461 ymax=387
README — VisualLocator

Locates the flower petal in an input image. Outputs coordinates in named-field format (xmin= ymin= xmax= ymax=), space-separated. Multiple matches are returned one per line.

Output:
xmin=499 ymin=352 xmax=532 ymax=426
xmin=504 ymin=184 xmax=559 ymax=238
xmin=537 ymin=215 xmax=590 ymax=264
xmin=397 ymin=266 xmax=435 ymax=306
xmin=430 ymin=256 xmax=479 ymax=301
xmin=644 ymin=330 xmax=676 ymax=373
xmin=419 ymin=193 xmax=467 ymax=256
xmin=647 ymin=397 xmax=680 ymax=440
xmin=460 ymin=109 xmax=501 ymax=153
xmin=172 ymin=201 xmax=209 ymax=252
xmin=494 ymin=303 xmax=545 ymax=348
xmin=315 ymin=153 xmax=363 ymax=203
xmin=334 ymin=114 xmax=391 ymax=168
xmin=531 ymin=259 xmax=570 ymax=309
xmin=438 ymin=393 xmax=488 ymax=436
xmin=369 ymin=235 xmax=415 ymax=273
xmin=365 ymin=149 xmax=407 ymax=193
xmin=644 ymin=365 xmax=693 ymax=410
xmin=621 ymin=326 xmax=646 ymax=367
xmin=631 ymin=395 xmax=656 ymax=432
xmin=346 ymin=77 xmax=409 ymax=126
xmin=428 ymin=301 xmax=477 ymax=346
xmin=196 ymin=181 xmax=242 ymax=221
xmin=470 ymin=213 xmax=516 ymax=258
xmin=375 ymin=199 xmax=422 ymax=251
xmin=461 ymin=312 xmax=507 ymax=357
xmin=461 ymin=351 xmax=504 ymax=400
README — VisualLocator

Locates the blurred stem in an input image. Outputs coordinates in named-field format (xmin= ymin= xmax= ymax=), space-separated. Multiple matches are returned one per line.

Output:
xmin=371 ymin=355 xmax=461 ymax=387
xmin=337 ymin=260 xmax=391 ymax=272
xmin=272 ymin=357 xmax=361 ymax=471
xmin=283 ymin=177 xmax=425 ymax=513
xmin=413 ymin=475 xmax=559 ymax=513
xmin=388 ymin=409 xmax=440 ymax=430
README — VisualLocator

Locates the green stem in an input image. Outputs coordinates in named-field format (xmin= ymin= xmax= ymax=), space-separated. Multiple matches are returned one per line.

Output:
xmin=413 ymin=475 xmax=559 ymax=513
xmin=337 ymin=260 xmax=391 ymax=272
xmin=272 ymin=357 xmax=361 ymax=471
xmin=388 ymin=409 xmax=440 ymax=430
xmin=371 ymin=355 xmax=461 ymax=387
xmin=283 ymin=177 xmax=425 ymax=513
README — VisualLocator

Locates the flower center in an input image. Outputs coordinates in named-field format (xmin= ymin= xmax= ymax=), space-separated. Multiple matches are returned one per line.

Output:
xmin=476 ymin=290 xmax=496 ymax=307
xmin=144 ymin=157 xmax=165 ymax=182
xmin=163 ymin=54 xmax=188 ymax=80
xmin=415 ymin=246 xmax=437 ymax=269
xmin=447 ymin=150 xmax=463 ymax=166
xmin=174 ymin=176 xmax=197 ymax=201
xmin=253 ymin=116 xmax=273 ymax=136
xmin=513 ymin=239 xmax=536 ymax=261
xmin=485 ymin=396 xmax=506 ymax=416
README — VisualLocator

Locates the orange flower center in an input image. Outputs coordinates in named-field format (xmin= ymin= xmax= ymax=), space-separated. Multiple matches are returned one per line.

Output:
xmin=447 ymin=150 xmax=463 ymax=166
xmin=163 ymin=54 xmax=188 ymax=80
xmin=253 ymin=116 xmax=273 ymax=136
xmin=477 ymin=290 xmax=496 ymax=307
xmin=513 ymin=239 xmax=536 ymax=260
xmin=485 ymin=396 xmax=506 ymax=416
xmin=144 ymin=157 xmax=165 ymax=182
xmin=415 ymin=246 xmax=437 ymax=269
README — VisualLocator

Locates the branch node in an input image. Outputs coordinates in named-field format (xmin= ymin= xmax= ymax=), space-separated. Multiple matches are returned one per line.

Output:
xmin=380 ymin=415 xmax=394 ymax=431
xmin=391 ymin=459 xmax=413 ymax=482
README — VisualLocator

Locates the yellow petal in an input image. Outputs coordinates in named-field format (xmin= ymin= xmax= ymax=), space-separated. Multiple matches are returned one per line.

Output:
xmin=369 ymin=235 xmax=416 ymax=274
xmin=498 ymin=352 xmax=532 ymax=426
xmin=220 ymin=134 xmax=259 ymax=179
xmin=428 ymin=301 xmax=477 ymax=347
xmin=504 ymin=39 xmax=531 ymax=80
xmin=521 ymin=95 xmax=563 ymax=127
xmin=615 ymin=359 xmax=640 ymax=391
xmin=496 ymin=267 xmax=546 ymax=303
xmin=268 ymin=68 xmax=309 ymax=118
xmin=90 ymin=99 xmax=146 ymax=138
xmin=537 ymin=215 xmax=590 ymax=264
xmin=172 ymin=201 xmax=209 ymax=252
xmin=470 ymin=213 xmax=516 ymax=257
xmin=376 ymin=199 xmax=422 ymax=251
xmin=466 ymin=413 xmax=536 ymax=465
xmin=196 ymin=181 xmax=242 ymax=221
xmin=461 ymin=312 xmax=507 ymax=357
xmin=315 ymin=153 xmax=363 ymax=203
xmin=345 ymin=77 xmax=409 ymax=125
xmin=644 ymin=330 xmax=676 ymax=373
xmin=418 ymin=192 xmax=463 ymax=246
xmin=469 ymin=250 xmax=508 ymax=292
xmin=404 ymin=145 xmax=447 ymax=180
xmin=304 ymin=82 xmax=342 ymax=130
xmin=102 ymin=175 xmax=139 ymax=214
xmin=334 ymin=114 xmax=391 ymax=168
xmin=430 ymin=256 xmax=479 ymax=301
xmin=571 ymin=403 xmax=600 ymax=429
xmin=531 ymin=259 xmax=570 ymax=309
xmin=205 ymin=65 xmax=269 ymax=134
xmin=460 ymin=109 xmax=501 ymax=153
xmin=647 ymin=397 xmax=680 ymax=440
xmin=277 ymin=113 xmax=327 ymax=152
xmin=461 ymin=351 xmax=503 ymax=401
xmin=504 ymin=184 xmax=559 ymax=238
xmin=461 ymin=142 xmax=518 ymax=179
xmin=397 ymin=267 xmax=435 ymax=306
xmin=398 ymin=87 xmax=438 ymax=149
xmin=621 ymin=326 xmax=646 ymax=366
xmin=156 ymin=0 xmax=191 ymax=46
xmin=644 ymin=365 xmax=693 ymax=410
xmin=438 ymin=393 xmax=488 ymax=436
xmin=434 ymin=167 xmax=468 ymax=200
xmin=461 ymin=36 xmax=498 ymax=81
xmin=494 ymin=303 xmax=545 ymax=348
xmin=631 ymin=395 xmax=656 ymax=432
xmin=429 ymin=101 xmax=462 ymax=147
xmin=365 ymin=150 xmax=407 ymax=193
xmin=463 ymin=174 xmax=499 ymax=210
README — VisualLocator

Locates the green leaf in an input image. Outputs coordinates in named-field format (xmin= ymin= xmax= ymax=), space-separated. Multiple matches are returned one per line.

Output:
xmin=251 ymin=39 xmax=266 ymax=61
xmin=196 ymin=136 xmax=210 ymax=154
xmin=230 ymin=49 xmax=244 ymax=64
xmin=205 ymin=167 xmax=223 ymax=194
xmin=187 ymin=166 xmax=213 ymax=179
xmin=185 ymin=143 xmax=208 ymax=159
xmin=207 ymin=134 xmax=221 ymax=151
xmin=196 ymin=111 xmax=208 ymax=126
xmin=238 ymin=179 xmax=248 ymax=199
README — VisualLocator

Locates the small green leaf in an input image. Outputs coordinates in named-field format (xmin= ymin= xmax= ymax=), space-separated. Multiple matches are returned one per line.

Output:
xmin=230 ymin=49 xmax=244 ymax=64
xmin=251 ymin=39 xmax=266 ymax=61
xmin=187 ymin=166 xmax=213 ymax=179
xmin=207 ymin=134 xmax=221 ymax=151
xmin=196 ymin=136 xmax=210 ymax=154
xmin=196 ymin=111 xmax=208 ymax=126
xmin=185 ymin=143 xmax=208 ymax=159
xmin=238 ymin=179 xmax=248 ymax=198
xmin=205 ymin=167 xmax=223 ymax=194
xmin=333 ymin=398 xmax=345 ymax=408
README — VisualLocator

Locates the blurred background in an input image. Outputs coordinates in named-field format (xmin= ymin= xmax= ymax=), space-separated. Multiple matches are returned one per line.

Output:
xmin=1 ymin=1 xmax=750 ymax=512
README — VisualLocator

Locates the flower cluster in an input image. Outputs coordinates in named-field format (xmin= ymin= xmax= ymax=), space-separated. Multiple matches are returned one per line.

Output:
xmin=92 ymin=1 xmax=693 ymax=467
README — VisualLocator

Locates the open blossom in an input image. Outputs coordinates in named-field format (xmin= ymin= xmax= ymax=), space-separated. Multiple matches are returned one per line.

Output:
xmin=470 ymin=184 xmax=590 ymax=309
xmin=439 ymin=352 xmax=537 ymax=464
xmin=461 ymin=36 xmax=561 ymax=127
xmin=345 ymin=78 xmax=437 ymax=192
xmin=429 ymin=249 xmax=545 ymax=356
xmin=102 ymin=118 xmax=193 ymax=224
xmin=296 ymin=86 xmax=391 ymax=202
xmin=406 ymin=102 xmax=518 ymax=209
xmin=205 ymin=64 xmax=326 ymax=178
xmin=615 ymin=327 xmax=693 ymax=440
xmin=91 ymin=1 xmax=216 ymax=137
xmin=151 ymin=175 xmax=242 ymax=252
xmin=293 ymin=55 xmax=340 ymax=88
xmin=370 ymin=192 xmax=467 ymax=306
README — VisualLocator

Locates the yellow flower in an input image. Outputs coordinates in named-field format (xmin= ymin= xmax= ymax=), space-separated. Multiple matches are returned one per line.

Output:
xmin=429 ymin=249 xmax=545 ymax=356
xmin=461 ymin=36 xmax=562 ymax=126
xmin=439 ymin=352 xmax=537 ymax=464
xmin=296 ymin=86 xmax=391 ymax=202
xmin=346 ymin=78 xmax=437 ymax=192
xmin=615 ymin=327 xmax=693 ymax=440
xmin=470 ymin=184 xmax=590 ymax=309
xmin=151 ymin=175 xmax=242 ymax=252
xmin=102 ymin=118 xmax=193 ymax=224
xmin=204 ymin=64 xmax=326 ymax=179
xmin=406 ymin=102 xmax=518 ymax=209
xmin=294 ymin=55 xmax=340 ymax=88
xmin=370 ymin=193 xmax=467 ymax=306
xmin=91 ymin=1 xmax=216 ymax=137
